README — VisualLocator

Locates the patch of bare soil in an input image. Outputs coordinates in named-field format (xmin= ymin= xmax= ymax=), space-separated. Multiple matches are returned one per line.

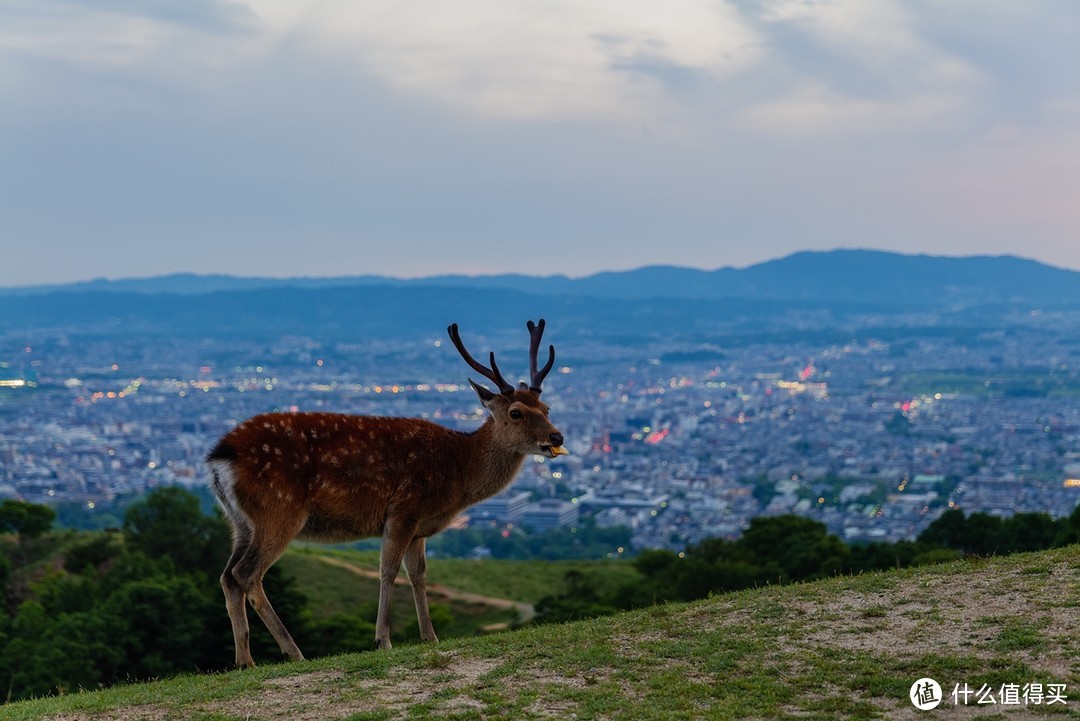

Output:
xmin=231 ymin=655 xmax=498 ymax=721
xmin=791 ymin=558 xmax=1080 ymax=718
xmin=46 ymin=655 xmax=499 ymax=721
xmin=793 ymin=559 xmax=1080 ymax=676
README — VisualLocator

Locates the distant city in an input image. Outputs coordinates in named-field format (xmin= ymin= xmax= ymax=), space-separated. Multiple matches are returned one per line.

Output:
xmin=3 ymin=299 xmax=1079 ymax=553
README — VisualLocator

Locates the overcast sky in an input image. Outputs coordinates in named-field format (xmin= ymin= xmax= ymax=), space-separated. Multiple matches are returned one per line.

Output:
xmin=3 ymin=1 xmax=1079 ymax=287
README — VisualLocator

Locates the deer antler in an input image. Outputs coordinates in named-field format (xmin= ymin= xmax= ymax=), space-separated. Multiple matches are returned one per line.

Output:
xmin=447 ymin=323 xmax=515 ymax=395
xmin=527 ymin=319 xmax=555 ymax=394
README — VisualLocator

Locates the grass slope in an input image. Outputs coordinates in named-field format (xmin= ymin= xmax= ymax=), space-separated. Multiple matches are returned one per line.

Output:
xmin=276 ymin=552 xmax=522 ymax=641
xmin=293 ymin=546 xmax=642 ymax=603
xmin=279 ymin=547 xmax=641 ymax=640
xmin=8 ymin=546 xmax=1079 ymax=721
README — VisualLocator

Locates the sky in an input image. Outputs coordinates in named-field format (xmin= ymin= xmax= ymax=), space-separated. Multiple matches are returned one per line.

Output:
xmin=2 ymin=1 xmax=1080 ymax=287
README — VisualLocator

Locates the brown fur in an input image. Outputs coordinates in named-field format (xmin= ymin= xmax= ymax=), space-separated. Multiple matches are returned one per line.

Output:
xmin=208 ymin=326 xmax=563 ymax=667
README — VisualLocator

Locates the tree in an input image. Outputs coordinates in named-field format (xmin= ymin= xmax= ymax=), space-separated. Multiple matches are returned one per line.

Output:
xmin=122 ymin=486 xmax=230 ymax=579
xmin=1002 ymin=513 xmax=1059 ymax=553
xmin=63 ymin=533 xmax=121 ymax=574
xmin=535 ymin=570 xmax=622 ymax=623
xmin=737 ymin=515 xmax=849 ymax=581
xmin=963 ymin=513 xmax=1005 ymax=556
xmin=0 ymin=500 xmax=55 ymax=539
xmin=918 ymin=509 xmax=967 ymax=550
xmin=103 ymin=575 xmax=215 ymax=679
xmin=1053 ymin=504 xmax=1080 ymax=547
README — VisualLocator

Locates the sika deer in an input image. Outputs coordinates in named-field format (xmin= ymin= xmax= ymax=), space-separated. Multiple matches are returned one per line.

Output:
xmin=207 ymin=320 xmax=565 ymax=667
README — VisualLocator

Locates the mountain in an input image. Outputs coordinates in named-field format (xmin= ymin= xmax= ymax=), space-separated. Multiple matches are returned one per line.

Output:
xmin=2 ymin=250 xmax=1078 ymax=340
xmin=5 ymin=249 xmax=1079 ymax=303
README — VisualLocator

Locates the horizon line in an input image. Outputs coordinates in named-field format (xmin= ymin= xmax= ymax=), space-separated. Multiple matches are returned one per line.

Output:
xmin=0 ymin=247 xmax=1063 ymax=292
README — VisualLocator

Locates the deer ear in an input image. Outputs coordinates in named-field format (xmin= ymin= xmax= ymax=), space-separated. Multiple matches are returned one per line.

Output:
xmin=469 ymin=379 xmax=497 ymax=406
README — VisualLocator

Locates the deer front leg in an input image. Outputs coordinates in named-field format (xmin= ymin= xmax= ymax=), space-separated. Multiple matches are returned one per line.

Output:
xmin=404 ymin=536 xmax=438 ymax=643
xmin=375 ymin=523 xmax=413 ymax=650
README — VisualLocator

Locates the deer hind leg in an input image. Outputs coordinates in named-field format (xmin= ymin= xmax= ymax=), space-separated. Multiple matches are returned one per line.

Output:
xmin=404 ymin=536 xmax=438 ymax=643
xmin=230 ymin=523 xmax=307 ymax=665
xmin=215 ymin=464 xmax=262 ymax=667
xmin=221 ymin=526 xmax=256 ymax=668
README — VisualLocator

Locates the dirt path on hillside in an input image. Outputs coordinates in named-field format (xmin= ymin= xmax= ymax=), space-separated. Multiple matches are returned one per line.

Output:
xmin=313 ymin=554 xmax=536 ymax=627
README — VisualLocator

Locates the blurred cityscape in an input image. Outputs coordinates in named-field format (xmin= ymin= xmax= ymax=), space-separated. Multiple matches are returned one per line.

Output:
xmin=3 ymin=316 xmax=1080 ymax=552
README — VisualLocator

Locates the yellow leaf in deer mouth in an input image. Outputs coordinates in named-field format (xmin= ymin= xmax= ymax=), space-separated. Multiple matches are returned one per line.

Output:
xmin=548 ymin=446 xmax=569 ymax=457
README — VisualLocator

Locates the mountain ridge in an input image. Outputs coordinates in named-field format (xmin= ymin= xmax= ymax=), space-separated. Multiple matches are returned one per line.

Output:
xmin=5 ymin=249 xmax=1078 ymax=304
xmin=3 ymin=249 xmax=1078 ymax=341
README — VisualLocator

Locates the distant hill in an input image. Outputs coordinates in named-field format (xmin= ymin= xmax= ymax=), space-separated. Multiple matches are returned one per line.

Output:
xmin=5 ymin=249 xmax=1079 ymax=304
xmin=2 ymin=250 xmax=1078 ymax=340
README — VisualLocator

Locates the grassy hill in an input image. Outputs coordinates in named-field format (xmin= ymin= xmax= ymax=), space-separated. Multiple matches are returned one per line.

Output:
xmin=278 ymin=547 xmax=642 ymax=640
xmin=7 ymin=545 xmax=1079 ymax=720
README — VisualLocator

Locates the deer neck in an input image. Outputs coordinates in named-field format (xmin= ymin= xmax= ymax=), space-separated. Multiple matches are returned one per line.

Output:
xmin=462 ymin=418 xmax=528 ymax=505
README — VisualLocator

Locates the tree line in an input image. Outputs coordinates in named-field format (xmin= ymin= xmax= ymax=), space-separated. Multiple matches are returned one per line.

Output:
xmin=0 ymin=486 xmax=624 ymax=702
xmin=0 ymin=490 xmax=408 ymax=702
xmin=535 ymin=506 xmax=1080 ymax=623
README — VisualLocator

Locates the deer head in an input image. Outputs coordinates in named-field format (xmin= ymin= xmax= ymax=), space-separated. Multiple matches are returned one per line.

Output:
xmin=448 ymin=319 xmax=566 ymax=458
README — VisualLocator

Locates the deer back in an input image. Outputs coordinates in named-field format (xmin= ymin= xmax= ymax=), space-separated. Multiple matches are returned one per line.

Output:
xmin=207 ymin=409 xmax=542 ymax=542
xmin=209 ymin=319 xmax=564 ymax=544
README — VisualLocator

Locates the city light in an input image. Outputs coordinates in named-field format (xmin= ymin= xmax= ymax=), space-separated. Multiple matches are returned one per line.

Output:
xmin=4 ymin=319 xmax=1079 ymax=553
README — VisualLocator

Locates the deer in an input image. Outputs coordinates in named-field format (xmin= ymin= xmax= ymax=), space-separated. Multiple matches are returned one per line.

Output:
xmin=206 ymin=319 xmax=566 ymax=667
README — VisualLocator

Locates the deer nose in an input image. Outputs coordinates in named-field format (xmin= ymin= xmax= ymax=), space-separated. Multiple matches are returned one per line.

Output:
xmin=549 ymin=432 xmax=564 ymax=447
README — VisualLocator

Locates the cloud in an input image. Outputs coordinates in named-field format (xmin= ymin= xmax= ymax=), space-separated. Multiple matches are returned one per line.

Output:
xmin=39 ymin=0 xmax=254 ymax=33
xmin=0 ymin=0 xmax=1010 ymax=138
xmin=739 ymin=0 xmax=986 ymax=136
xmin=0 ymin=0 xmax=255 ymax=85
xmin=3 ymin=0 xmax=1080 ymax=285
xmin=1 ymin=0 xmax=767 ymax=125
xmin=738 ymin=80 xmax=970 ymax=138
xmin=287 ymin=0 xmax=765 ymax=122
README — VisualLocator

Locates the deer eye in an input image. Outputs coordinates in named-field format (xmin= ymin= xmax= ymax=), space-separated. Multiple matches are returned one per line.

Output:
xmin=509 ymin=408 xmax=523 ymax=420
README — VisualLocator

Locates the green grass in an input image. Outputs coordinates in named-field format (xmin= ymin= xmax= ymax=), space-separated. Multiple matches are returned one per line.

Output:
xmin=297 ymin=545 xmax=641 ymax=604
xmin=277 ymin=551 xmax=521 ymax=641
xmin=6 ymin=546 xmax=1079 ymax=720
